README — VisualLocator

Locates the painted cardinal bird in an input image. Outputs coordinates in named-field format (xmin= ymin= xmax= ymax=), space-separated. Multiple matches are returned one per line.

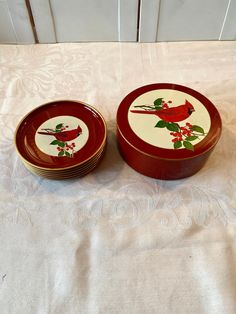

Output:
xmin=131 ymin=100 xmax=195 ymax=122
xmin=38 ymin=125 xmax=82 ymax=142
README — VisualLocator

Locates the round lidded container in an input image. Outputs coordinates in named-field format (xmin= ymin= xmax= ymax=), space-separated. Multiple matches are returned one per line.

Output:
xmin=117 ymin=83 xmax=222 ymax=180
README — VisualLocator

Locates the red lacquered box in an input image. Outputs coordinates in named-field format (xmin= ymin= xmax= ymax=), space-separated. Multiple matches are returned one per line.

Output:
xmin=117 ymin=83 xmax=222 ymax=180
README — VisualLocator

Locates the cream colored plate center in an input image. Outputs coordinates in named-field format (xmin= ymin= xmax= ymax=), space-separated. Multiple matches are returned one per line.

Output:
xmin=35 ymin=115 xmax=89 ymax=157
xmin=128 ymin=89 xmax=211 ymax=150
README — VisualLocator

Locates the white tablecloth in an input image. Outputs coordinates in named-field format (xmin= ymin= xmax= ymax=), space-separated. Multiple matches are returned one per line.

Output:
xmin=0 ymin=42 xmax=235 ymax=313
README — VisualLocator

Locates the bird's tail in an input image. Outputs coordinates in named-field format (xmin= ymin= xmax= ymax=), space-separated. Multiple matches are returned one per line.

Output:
xmin=37 ymin=131 xmax=54 ymax=135
xmin=130 ymin=110 xmax=156 ymax=114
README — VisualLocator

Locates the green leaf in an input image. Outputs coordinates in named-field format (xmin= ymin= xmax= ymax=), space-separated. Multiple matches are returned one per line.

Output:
xmin=65 ymin=151 xmax=71 ymax=157
xmin=185 ymin=136 xmax=198 ymax=141
xmin=174 ymin=141 xmax=182 ymax=149
xmin=191 ymin=125 xmax=204 ymax=134
xmin=57 ymin=141 xmax=65 ymax=148
xmin=183 ymin=141 xmax=194 ymax=151
xmin=153 ymin=98 xmax=163 ymax=108
xmin=50 ymin=140 xmax=59 ymax=145
xmin=58 ymin=151 xmax=64 ymax=156
xmin=155 ymin=120 xmax=167 ymax=128
xmin=56 ymin=123 xmax=63 ymax=129
xmin=167 ymin=123 xmax=179 ymax=132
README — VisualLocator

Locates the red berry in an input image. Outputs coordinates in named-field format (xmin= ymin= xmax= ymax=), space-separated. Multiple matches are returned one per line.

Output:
xmin=178 ymin=137 xmax=183 ymax=141
xmin=168 ymin=101 xmax=172 ymax=103
xmin=170 ymin=132 xmax=175 ymax=136
xmin=172 ymin=138 xmax=178 ymax=143
xmin=57 ymin=147 xmax=60 ymax=151
xmin=66 ymin=125 xmax=69 ymax=128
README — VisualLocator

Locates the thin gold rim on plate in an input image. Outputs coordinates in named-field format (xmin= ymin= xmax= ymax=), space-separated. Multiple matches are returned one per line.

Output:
xmin=23 ymin=147 xmax=106 ymax=179
xmin=24 ymin=144 xmax=106 ymax=175
xmin=25 ymin=148 xmax=105 ymax=177
xmin=24 ymin=157 xmax=102 ymax=179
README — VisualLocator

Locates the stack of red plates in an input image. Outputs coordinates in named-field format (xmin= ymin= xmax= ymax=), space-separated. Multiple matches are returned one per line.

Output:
xmin=15 ymin=100 xmax=106 ymax=179
xmin=117 ymin=83 xmax=222 ymax=180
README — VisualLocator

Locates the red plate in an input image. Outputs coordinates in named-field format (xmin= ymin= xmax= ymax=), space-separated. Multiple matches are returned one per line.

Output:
xmin=15 ymin=100 xmax=106 ymax=170
xmin=117 ymin=83 xmax=222 ymax=179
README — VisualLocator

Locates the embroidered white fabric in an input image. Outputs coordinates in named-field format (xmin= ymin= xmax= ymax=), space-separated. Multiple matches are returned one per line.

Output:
xmin=0 ymin=42 xmax=235 ymax=313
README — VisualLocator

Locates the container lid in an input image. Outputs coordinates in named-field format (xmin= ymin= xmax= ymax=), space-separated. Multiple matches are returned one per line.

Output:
xmin=117 ymin=83 xmax=222 ymax=159
xmin=15 ymin=100 xmax=106 ymax=170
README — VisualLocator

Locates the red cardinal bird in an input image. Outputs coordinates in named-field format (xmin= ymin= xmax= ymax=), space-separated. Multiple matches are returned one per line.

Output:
xmin=38 ymin=125 xmax=82 ymax=142
xmin=131 ymin=100 xmax=195 ymax=122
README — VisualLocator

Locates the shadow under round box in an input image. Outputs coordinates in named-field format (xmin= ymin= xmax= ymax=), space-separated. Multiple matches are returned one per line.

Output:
xmin=15 ymin=100 xmax=107 ymax=179
xmin=116 ymin=83 xmax=222 ymax=180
